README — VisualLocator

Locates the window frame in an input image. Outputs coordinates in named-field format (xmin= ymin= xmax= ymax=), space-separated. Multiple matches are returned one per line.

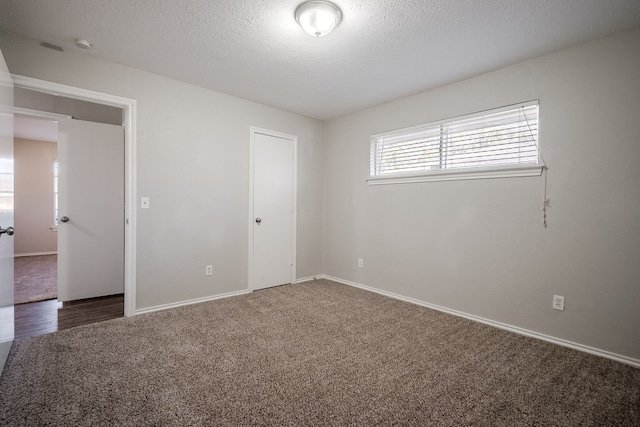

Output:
xmin=368 ymin=101 xmax=543 ymax=185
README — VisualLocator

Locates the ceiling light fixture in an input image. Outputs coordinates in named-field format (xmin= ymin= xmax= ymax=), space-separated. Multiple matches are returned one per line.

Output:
xmin=295 ymin=1 xmax=342 ymax=38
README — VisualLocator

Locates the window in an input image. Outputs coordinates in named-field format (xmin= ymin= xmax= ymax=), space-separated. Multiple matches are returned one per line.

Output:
xmin=369 ymin=101 xmax=542 ymax=184
xmin=0 ymin=158 xmax=13 ymax=212
xmin=53 ymin=159 xmax=59 ymax=227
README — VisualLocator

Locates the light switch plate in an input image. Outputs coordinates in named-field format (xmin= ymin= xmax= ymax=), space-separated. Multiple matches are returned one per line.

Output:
xmin=141 ymin=197 xmax=150 ymax=209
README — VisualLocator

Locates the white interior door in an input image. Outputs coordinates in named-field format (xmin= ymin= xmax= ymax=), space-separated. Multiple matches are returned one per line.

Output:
xmin=251 ymin=130 xmax=296 ymax=291
xmin=57 ymin=119 xmax=124 ymax=301
xmin=0 ymin=49 xmax=15 ymax=371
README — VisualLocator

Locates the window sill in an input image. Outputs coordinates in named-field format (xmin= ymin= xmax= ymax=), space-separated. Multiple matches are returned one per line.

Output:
xmin=367 ymin=165 xmax=544 ymax=185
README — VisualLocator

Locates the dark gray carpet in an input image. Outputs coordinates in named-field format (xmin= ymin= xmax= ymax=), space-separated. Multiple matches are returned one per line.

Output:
xmin=1 ymin=279 xmax=638 ymax=426
xmin=14 ymin=255 xmax=57 ymax=304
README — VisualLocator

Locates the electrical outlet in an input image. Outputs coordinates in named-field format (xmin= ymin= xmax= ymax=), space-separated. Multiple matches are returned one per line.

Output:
xmin=205 ymin=265 xmax=213 ymax=276
xmin=358 ymin=258 xmax=363 ymax=268
xmin=553 ymin=295 xmax=565 ymax=311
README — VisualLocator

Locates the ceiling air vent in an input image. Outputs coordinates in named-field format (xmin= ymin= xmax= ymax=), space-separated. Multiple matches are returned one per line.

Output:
xmin=40 ymin=42 xmax=64 ymax=52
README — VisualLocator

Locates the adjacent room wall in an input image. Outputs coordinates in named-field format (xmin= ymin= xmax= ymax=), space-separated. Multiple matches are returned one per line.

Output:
xmin=13 ymin=137 xmax=57 ymax=256
xmin=323 ymin=27 xmax=640 ymax=361
xmin=0 ymin=32 xmax=325 ymax=310
xmin=15 ymin=87 xmax=123 ymax=125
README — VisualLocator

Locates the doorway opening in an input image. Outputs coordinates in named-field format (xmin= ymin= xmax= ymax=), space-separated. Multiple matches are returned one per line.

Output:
xmin=13 ymin=114 xmax=60 ymax=305
xmin=11 ymin=75 xmax=137 ymax=333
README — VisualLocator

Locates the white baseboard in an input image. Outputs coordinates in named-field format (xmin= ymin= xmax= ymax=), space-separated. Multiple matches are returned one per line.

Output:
xmin=319 ymin=275 xmax=640 ymax=369
xmin=135 ymin=277 xmax=322 ymax=316
xmin=294 ymin=276 xmax=322 ymax=284
xmin=15 ymin=251 xmax=57 ymax=257
xmin=136 ymin=289 xmax=251 ymax=315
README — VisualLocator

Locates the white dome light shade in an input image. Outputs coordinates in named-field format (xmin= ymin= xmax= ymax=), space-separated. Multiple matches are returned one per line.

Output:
xmin=295 ymin=1 xmax=342 ymax=38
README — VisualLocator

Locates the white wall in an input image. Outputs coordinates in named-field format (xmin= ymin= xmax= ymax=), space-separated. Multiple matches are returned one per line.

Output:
xmin=14 ymin=138 xmax=57 ymax=256
xmin=0 ymin=32 xmax=325 ymax=310
xmin=323 ymin=28 xmax=640 ymax=360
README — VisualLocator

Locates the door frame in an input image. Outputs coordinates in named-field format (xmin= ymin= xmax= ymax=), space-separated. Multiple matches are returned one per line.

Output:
xmin=248 ymin=127 xmax=297 ymax=291
xmin=12 ymin=74 xmax=137 ymax=317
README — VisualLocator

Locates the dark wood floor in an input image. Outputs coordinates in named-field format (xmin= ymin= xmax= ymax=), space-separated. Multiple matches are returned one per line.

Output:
xmin=14 ymin=294 xmax=124 ymax=339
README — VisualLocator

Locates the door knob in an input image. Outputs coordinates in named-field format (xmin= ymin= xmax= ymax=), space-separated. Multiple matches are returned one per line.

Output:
xmin=0 ymin=226 xmax=14 ymax=236
xmin=60 ymin=216 xmax=70 ymax=223
xmin=255 ymin=218 xmax=262 ymax=224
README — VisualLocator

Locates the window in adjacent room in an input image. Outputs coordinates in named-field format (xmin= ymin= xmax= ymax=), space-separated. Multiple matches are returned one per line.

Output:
xmin=369 ymin=101 xmax=542 ymax=184
xmin=53 ymin=159 xmax=59 ymax=227
xmin=0 ymin=158 xmax=13 ymax=212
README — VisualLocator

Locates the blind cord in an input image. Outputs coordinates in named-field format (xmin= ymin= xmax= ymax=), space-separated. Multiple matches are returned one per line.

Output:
xmin=522 ymin=106 xmax=550 ymax=228
xmin=542 ymin=166 xmax=550 ymax=228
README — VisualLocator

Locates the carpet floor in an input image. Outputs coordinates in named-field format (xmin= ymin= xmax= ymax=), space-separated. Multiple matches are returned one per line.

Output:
xmin=14 ymin=255 xmax=57 ymax=305
xmin=1 ymin=279 xmax=638 ymax=426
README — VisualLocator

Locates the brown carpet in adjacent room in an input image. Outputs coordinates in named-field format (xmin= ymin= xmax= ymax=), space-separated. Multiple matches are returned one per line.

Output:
xmin=13 ymin=255 xmax=57 ymax=305
xmin=1 ymin=279 xmax=638 ymax=426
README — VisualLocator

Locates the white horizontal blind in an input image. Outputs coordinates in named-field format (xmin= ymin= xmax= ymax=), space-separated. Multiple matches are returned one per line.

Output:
xmin=53 ymin=160 xmax=59 ymax=226
xmin=0 ymin=158 xmax=13 ymax=213
xmin=370 ymin=102 xmax=539 ymax=177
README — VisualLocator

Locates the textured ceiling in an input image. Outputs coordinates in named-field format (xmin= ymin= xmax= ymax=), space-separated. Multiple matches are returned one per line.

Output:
xmin=1 ymin=0 xmax=639 ymax=120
